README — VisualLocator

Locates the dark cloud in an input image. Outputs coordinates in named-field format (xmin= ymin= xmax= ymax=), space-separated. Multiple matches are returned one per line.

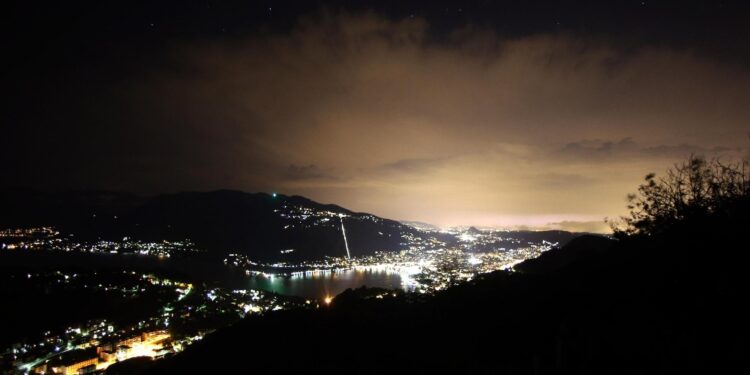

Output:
xmin=283 ymin=164 xmax=339 ymax=182
xmin=557 ymin=138 xmax=639 ymax=160
xmin=532 ymin=173 xmax=599 ymax=189
xmin=642 ymin=144 xmax=732 ymax=158
xmin=557 ymin=138 xmax=743 ymax=162
xmin=375 ymin=157 xmax=450 ymax=174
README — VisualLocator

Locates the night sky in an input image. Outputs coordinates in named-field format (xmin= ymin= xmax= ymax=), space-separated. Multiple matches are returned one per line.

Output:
xmin=6 ymin=0 xmax=750 ymax=230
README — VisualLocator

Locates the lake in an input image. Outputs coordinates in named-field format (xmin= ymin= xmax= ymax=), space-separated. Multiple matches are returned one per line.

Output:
xmin=0 ymin=251 xmax=403 ymax=298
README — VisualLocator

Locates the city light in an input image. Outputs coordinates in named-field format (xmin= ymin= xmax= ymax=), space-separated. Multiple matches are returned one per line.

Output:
xmin=2 ymin=221 xmax=562 ymax=373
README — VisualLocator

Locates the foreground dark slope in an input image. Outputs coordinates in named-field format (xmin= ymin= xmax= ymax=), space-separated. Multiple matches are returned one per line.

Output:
xmin=0 ymin=189 xmax=422 ymax=260
xmin=137 ymin=215 xmax=748 ymax=374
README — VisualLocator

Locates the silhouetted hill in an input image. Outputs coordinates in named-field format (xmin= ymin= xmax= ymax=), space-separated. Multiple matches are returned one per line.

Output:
xmin=0 ymin=189 xmax=423 ymax=260
xmin=511 ymin=229 xmax=580 ymax=245
xmin=515 ymin=234 xmax=616 ymax=273
xmin=400 ymin=220 xmax=441 ymax=231
xmin=0 ymin=188 xmax=145 ymax=228
xmin=143 ymin=217 xmax=748 ymax=374
xmin=456 ymin=228 xmax=580 ymax=253
xmin=466 ymin=226 xmax=483 ymax=234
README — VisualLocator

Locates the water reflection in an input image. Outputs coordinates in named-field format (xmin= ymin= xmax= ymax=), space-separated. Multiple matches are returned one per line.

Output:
xmin=246 ymin=268 xmax=404 ymax=298
xmin=0 ymin=252 xmax=407 ymax=299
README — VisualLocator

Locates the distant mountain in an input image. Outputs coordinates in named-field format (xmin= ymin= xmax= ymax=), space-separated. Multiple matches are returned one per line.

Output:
xmin=0 ymin=189 xmax=424 ymax=261
xmin=514 ymin=234 xmax=616 ymax=273
xmin=451 ymin=227 xmax=581 ymax=253
xmin=465 ymin=226 xmax=483 ymax=235
xmin=400 ymin=220 xmax=441 ymax=231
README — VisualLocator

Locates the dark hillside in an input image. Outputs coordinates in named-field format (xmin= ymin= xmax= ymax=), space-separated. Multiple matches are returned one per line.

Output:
xmin=0 ymin=189 xmax=422 ymax=260
xmin=144 ymin=215 xmax=749 ymax=374
xmin=515 ymin=234 xmax=615 ymax=273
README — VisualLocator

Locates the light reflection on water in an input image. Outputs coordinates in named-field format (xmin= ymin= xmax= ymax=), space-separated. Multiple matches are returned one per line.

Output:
xmin=0 ymin=252 xmax=409 ymax=298
xmin=246 ymin=268 xmax=404 ymax=298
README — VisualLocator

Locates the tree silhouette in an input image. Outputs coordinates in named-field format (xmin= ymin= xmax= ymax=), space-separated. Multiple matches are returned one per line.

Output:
xmin=612 ymin=155 xmax=750 ymax=236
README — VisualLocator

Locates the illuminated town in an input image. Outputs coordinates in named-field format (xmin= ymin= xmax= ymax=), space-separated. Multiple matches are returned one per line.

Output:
xmin=225 ymin=240 xmax=557 ymax=294
xmin=0 ymin=227 xmax=200 ymax=258
xmin=2 ymin=221 xmax=565 ymax=374
xmin=1 ymin=270 xmax=308 ymax=374
xmin=226 ymin=204 xmax=561 ymax=294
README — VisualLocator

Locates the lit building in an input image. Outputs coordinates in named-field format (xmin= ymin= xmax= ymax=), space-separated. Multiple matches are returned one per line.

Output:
xmin=47 ymin=348 xmax=99 ymax=375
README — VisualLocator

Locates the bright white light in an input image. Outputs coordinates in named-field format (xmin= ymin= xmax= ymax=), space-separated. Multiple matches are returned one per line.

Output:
xmin=243 ymin=304 xmax=261 ymax=313
xmin=459 ymin=233 xmax=476 ymax=242
xmin=339 ymin=214 xmax=351 ymax=259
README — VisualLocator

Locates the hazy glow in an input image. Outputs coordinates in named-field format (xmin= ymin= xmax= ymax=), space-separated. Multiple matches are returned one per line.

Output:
xmin=8 ymin=12 xmax=749 ymax=229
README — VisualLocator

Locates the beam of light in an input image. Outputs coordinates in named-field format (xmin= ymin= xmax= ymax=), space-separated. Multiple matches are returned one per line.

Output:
xmin=339 ymin=213 xmax=351 ymax=259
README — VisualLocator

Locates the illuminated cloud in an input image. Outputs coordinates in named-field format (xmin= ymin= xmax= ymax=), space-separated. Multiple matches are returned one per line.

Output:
xmin=6 ymin=11 xmax=750 ymax=228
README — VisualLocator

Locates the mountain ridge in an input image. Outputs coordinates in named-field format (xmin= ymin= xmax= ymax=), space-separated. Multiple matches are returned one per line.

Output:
xmin=0 ymin=189 xmax=421 ymax=261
